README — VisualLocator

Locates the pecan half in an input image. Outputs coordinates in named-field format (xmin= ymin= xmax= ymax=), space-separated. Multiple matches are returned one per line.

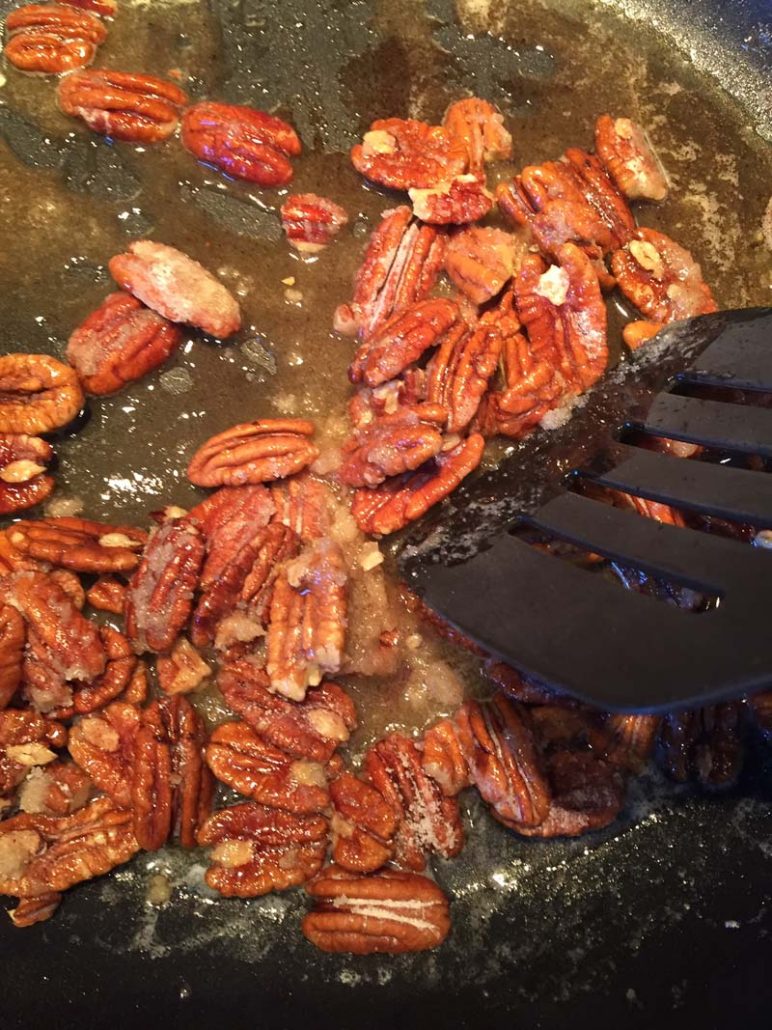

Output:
xmin=349 ymin=298 xmax=460 ymax=388
xmin=156 ymin=638 xmax=211 ymax=696
xmin=270 ymin=476 xmax=331 ymax=544
xmin=51 ymin=625 xmax=137 ymax=719
xmin=476 ymin=328 xmax=563 ymax=439
xmin=303 ymin=865 xmax=451 ymax=954
xmin=0 ymin=435 xmax=54 ymax=515
xmin=339 ymin=403 xmax=447 ymax=488
xmin=125 ymin=519 xmax=205 ymax=654
xmin=191 ymin=484 xmax=276 ymax=588
xmin=351 ymin=118 xmax=466 ymax=190
xmin=426 ymin=321 xmax=503 ymax=432
xmin=352 ymin=433 xmax=484 ymax=536
xmin=595 ymin=115 xmax=668 ymax=202
xmin=443 ymin=98 xmax=513 ymax=175
xmin=4 ymin=4 xmax=107 ymax=74
xmin=188 ymin=419 xmax=319 ymax=488
xmin=1 ymin=709 xmax=65 ymax=802
xmin=68 ymin=702 xmax=140 ymax=808
xmin=8 ymin=516 xmax=146 ymax=573
xmin=67 ymin=291 xmax=183 ymax=395
xmin=86 ymin=576 xmax=126 ymax=614
xmin=109 ymin=240 xmax=241 ymax=339
xmin=409 ymin=175 xmax=493 ymax=226
xmin=205 ymin=721 xmax=330 ymax=814
xmin=0 ymin=606 xmax=25 ymax=710
xmin=610 ymin=228 xmax=718 ymax=323
xmin=57 ymin=68 xmax=188 ymax=143
xmin=658 ymin=703 xmax=742 ymax=787
xmin=364 ymin=732 xmax=463 ymax=871
xmin=330 ymin=771 xmax=397 ymax=874
xmin=280 ymin=194 xmax=348 ymax=252
xmin=444 ymin=226 xmax=522 ymax=305
xmin=198 ymin=802 xmax=327 ymax=897
xmin=182 ymin=101 xmax=301 ymax=186
xmin=0 ymin=354 xmax=84 ymax=435
xmin=16 ymin=760 xmax=92 ymax=817
xmin=420 ymin=717 xmax=471 ymax=796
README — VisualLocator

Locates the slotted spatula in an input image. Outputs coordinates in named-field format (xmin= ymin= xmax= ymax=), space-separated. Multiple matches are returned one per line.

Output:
xmin=398 ymin=307 xmax=772 ymax=713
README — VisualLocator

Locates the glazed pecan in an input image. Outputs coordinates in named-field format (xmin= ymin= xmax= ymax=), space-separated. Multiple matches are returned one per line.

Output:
xmin=443 ymin=98 xmax=513 ymax=175
xmin=426 ymin=321 xmax=502 ymax=432
xmin=4 ymin=4 xmax=106 ymax=74
xmin=123 ymin=662 xmax=148 ymax=705
xmin=205 ymin=721 xmax=330 ymax=814
xmin=8 ymin=516 xmax=146 ymax=573
xmin=658 ymin=703 xmax=742 ymax=787
xmin=347 ymin=368 xmax=428 ymax=429
xmin=604 ymin=713 xmax=661 ymax=773
xmin=182 ymin=101 xmax=301 ymax=186
xmin=56 ymin=68 xmax=188 ymax=143
xmin=0 ymin=606 xmax=25 ymax=710
xmin=17 ymin=760 xmax=92 ymax=817
xmin=330 ymin=771 xmax=397 ymax=874
xmin=109 ymin=240 xmax=241 ymax=339
xmin=351 ymin=118 xmax=466 ymax=190
xmin=198 ymin=801 xmax=327 ymax=897
xmin=270 ymin=476 xmax=331 ymax=544
xmin=409 ymin=175 xmax=493 ymax=226
xmin=595 ymin=115 xmax=668 ymax=202
xmin=610 ymin=228 xmax=718 ymax=323
xmin=191 ymin=484 xmax=276 ymax=588
xmin=266 ymin=539 xmax=348 ymax=701
xmin=8 ymin=891 xmax=62 ymax=927
xmin=125 ymin=519 xmax=205 ymax=654
xmin=476 ymin=330 xmax=563 ymax=439
xmin=303 ymin=865 xmax=451 ymax=954
xmin=156 ymin=638 xmax=211 ymax=696
xmin=420 ymin=717 xmax=471 ymax=796
xmin=364 ymin=732 xmax=463 ymax=871
xmin=335 ymin=206 xmax=447 ymax=341
xmin=280 ymin=194 xmax=348 ymax=252
xmin=0 ymin=435 xmax=54 ymax=516
xmin=219 ymin=660 xmax=356 ymax=763
xmin=68 ymin=702 xmax=140 ymax=808
xmin=483 ymin=660 xmax=566 ymax=705
xmin=1 ymin=709 xmax=65 ymax=801
xmin=86 ymin=576 xmax=126 ymax=614
xmin=352 ymin=433 xmax=484 ymax=536
xmin=51 ymin=625 xmax=137 ymax=719
xmin=339 ymin=403 xmax=447 ymax=488
xmin=444 ymin=226 xmax=522 ymax=305
xmin=349 ymin=298 xmax=460 ymax=389
xmin=67 ymin=291 xmax=182 ymax=396
xmin=0 ymin=354 xmax=84 ymax=435
xmin=0 ymin=796 xmax=138 ymax=898
xmin=188 ymin=419 xmax=319 ymax=488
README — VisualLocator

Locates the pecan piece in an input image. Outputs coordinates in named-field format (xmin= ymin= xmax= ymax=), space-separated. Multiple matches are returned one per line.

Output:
xmin=516 ymin=749 xmax=625 ymax=838
xmin=604 ymin=713 xmax=661 ymax=773
xmin=67 ymin=291 xmax=183 ymax=396
xmin=68 ymin=702 xmax=140 ymax=808
xmin=339 ymin=403 xmax=447 ymax=488
xmin=622 ymin=319 xmax=662 ymax=351
xmin=595 ymin=115 xmax=668 ymax=202
xmin=329 ymin=771 xmax=397 ymax=874
xmin=280 ymin=194 xmax=348 ymax=252
xmin=198 ymin=802 xmax=327 ymax=897
xmin=50 ymin=625 xmax=137 ymax=719
xmin=364 ymin=732 xmax=463 ymax=871
xmin=156 ymin=637 xmax=211 ymax=695
xmin=8 ymin=516 xmax=146 ymax=573
xmin=182 ymin=101 xmax=301 ymax=186
xmin=658 ymin=703 xmax=742 ymax=787
xmin=219 ymin=660 xmax=356 ymax=762
xmin=443 ymin=98 xmax=513 ymax=174
xmin=188 ymin=419 xmax=319 ymax=488
xmin=0 ymin=606 xmax=25 ymax=710
xmin=125 ymin=519 xmax=205 ymax=654
xmin=476 ymin=328 xmax=563 ymax=439
xmin=444 ymin=226 xmax=522 ymax=305
xmin=109 ymin=240 xmax=241 ymax=339
xmin=0 ymin=435 xmax=54 ymax=516
xmin=86 ymin=576 xmax=126 ymax=614
xmin=610 ymin=228 xmax=718 ymax=323
xmin=0 ymin=354 xmax=84 ymax=435
xmin=56 ymin=68 xmax=188 ymax=143
xmin=8 ymin=891 xmax=62 ymax=927
xmin=349 ymin=298 xmax=460 ymax=388
xmin=1 ymin=709 xmax=65 ymax=802
xmin=426 ymin=321 xmax=503 ymax=432
xmin=4 ymin=3 xmax=107 ymax=74
xmin=351 ymin=118 xmax=466 ymax=190
xmin=352 ymin=433 xmax=484 ymax=536
xmin=205 ymin=721 xmax=330 ymax=814
xmin=409 ymin=175 xmax=493 ymax=226
xmin=17 ymin=760 xmax=92 ymax=817
xmin=303 ymin=865 xmax=451 ymax=954
xmin=420 ymin=717 xmax=471 ymax=796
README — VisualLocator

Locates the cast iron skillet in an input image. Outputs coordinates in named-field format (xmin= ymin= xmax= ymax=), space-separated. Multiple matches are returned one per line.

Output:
xmin=0 ymin=1 xmax=771 ymax=1027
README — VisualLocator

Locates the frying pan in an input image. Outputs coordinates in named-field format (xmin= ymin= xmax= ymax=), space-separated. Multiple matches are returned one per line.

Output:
xmin=1 ymin=0 xmax=771 ymax=1026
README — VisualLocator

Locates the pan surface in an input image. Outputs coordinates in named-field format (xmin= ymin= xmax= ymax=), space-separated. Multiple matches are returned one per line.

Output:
xmin=0 ymin=0 xmax=771 ymax=1026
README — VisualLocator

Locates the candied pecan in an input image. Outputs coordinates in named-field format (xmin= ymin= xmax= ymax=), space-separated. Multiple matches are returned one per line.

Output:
xmin=339 ymin=403 xmax=447 ymax=488
xmin=0 ymin=435 xmax=54 ymax=516
xmin=350 ymin=298 xmax=460 ymax=389
xmin=205 ymin=721 xmax=330 ymax=814
xmin=1 ymin=709 xmax=65 ymax=801
xmin=516 ymin=748 xmax=625 ymax=837
xmin=595 ymin=115 xmax=668 ymax=202
xmin=50 ymin=625 xmax=137 ymax=720
xmin=0 ymin=531 xmax=36 ymax=575
xmin=68 ymin=702 xmax=140 ymax=808
xmin=198 ymin=801 xmax=327 ymax=897
xmin=610 ymin=228 xmax=718 ymax=323
xmin=86 ymin=576 xmax=126 ymax=615
xmin=182 ymin=101 xmax=301 ymax=186
xmin=219 ymin=660 xmax=356 ymax=763
xmin=8 ymin=891 xmax=62 ymax=927
xmin=658 ymin=703 xmax=742 ymax=787
xmin=17 ymin=760 xmax=92 ymax=817
xmin=444 ymin=226 xmax=522 ymax=305
xmin=336 ymin=207 xmax=447 ymax=341
xmin=0 ymin=606 xmax=25 ymax=710
xmin=67 ymin=291 xmax=183 ymax=396
xmin=364 ymin=732 xmax=462 ymax=871
xmin=352 ymin=433 xmax=484 ymax=536
xmin=443 ymin=97 xmax=513 ymax=174
xmin=109 ymin=240 xmax=241 ymax=339
xmin=351 ymin=118 xmax=466 ymax=190
xmin=270 ymin=476 xmax=332 ymax=545
xmin=409 ymin=175 xmax=493 ymax=226
xmin=420 ymin=717 xmax=471 ymax=796
xmin=8 ymin=516 xmax=146 ymax=573
xmin=330 ymin=771 xmax=398 ymax=873
xmin=0 ymin=354 xmax=84 ymax=435
xmin=348 ymin=369 xmax=428 ymax=428
xmin=191 ymin=484 xmax=276 ymax=588
xmin=0 ymin=796 xmax=138 ymax=898
xmin=156 ymin=637 xmax=211 ymax=696
xmin=603 ymin=714 xmax=661 ymax=773
xmin=266 ymin=539 xmax=348 ymax=701
xmin=303 ymin=865 xmax=451 ymax=954
xmin=122 ymin=662 xmax=148 ymax=705
xmin=280 ymin=194 xmax=348 ymax=252
xmin=125 ymin=519 xmax=204 ymax=654
xmin=56 ymin=68 xmax=188 ymax=143
xmin=157 ymin=695 xmax=214 ymax=847
xmin=426 ymin=321 xmax=502 ymax=432
xmin=4 ymin=4 xmax=107 ymax=74
xmin=188 ymin=419 xmax=319 ymax=488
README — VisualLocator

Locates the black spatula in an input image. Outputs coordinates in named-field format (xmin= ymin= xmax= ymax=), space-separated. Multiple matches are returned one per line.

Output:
xmin=397 ymin=307 xmax=772 ymax=713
